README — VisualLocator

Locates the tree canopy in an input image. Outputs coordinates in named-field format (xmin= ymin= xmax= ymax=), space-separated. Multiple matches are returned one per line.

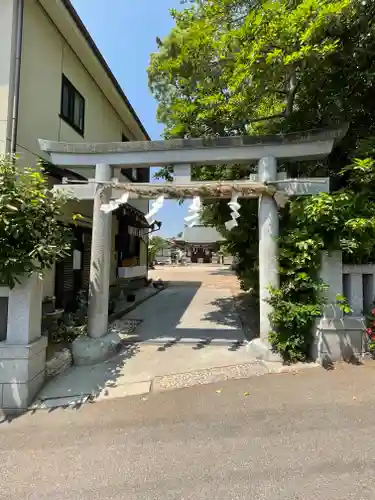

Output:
xmin=149 ymin=0 xmax=375 ymax=258
xmin=149 ymin=0 xmax=375 ymax=361
xmin=149 ymin=0 xmax=375 ymax=173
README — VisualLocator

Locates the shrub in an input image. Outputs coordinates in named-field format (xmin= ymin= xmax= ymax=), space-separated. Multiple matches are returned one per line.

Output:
xmin=0 ymin=155 xmax=73 ymax=287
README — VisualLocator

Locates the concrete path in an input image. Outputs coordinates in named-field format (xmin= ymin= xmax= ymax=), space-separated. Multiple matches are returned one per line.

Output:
xmin=125 ymin=285 xmax=245 ymax=344
xmin=34 ymin=343 xmax=282 ymax=407
xmin=34 ymin=265 xmax=267 ymax=408
xmin=2 ymin=363 xmax=375 ymax=499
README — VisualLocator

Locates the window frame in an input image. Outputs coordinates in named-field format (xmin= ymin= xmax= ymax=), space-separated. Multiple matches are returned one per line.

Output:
xmin=60 ymin=75 xmax=85 ymax=136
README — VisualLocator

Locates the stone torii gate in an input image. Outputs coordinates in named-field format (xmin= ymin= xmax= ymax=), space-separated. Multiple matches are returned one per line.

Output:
xmin=39 ymin=127 xmax=346 ymax=364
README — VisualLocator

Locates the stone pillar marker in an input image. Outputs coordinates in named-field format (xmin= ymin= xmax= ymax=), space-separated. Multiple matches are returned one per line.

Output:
xmin=0 ymin=273 xmax=48 ymax=412
xmin=87 ymin=163 xmax=113 ymax=339
xmin=7 ymin=273 xmax=43 ymax=344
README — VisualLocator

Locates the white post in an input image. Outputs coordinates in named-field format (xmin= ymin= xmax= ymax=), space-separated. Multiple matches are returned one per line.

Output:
xmin=87 ymin=164 xmax=113 ymax=339
xmin=258 ymin=156 xmax=279 ymax=342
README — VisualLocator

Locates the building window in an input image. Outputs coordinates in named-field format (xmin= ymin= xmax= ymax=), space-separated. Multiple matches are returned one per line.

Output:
xmin=122 ymin=133 xmax=137 ymax=181
xmin=60 ymin=75 xmax=85 ymax=136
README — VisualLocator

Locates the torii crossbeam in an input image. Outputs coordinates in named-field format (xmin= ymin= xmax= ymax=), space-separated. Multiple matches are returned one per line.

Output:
xmin=39 ymin=126 xmax=347 ymax=364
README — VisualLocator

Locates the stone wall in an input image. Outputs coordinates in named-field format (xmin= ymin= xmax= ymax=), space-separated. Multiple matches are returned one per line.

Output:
xmin=312 ymin=252 xmax=366 ymax=363
xmin=342 ymin=264 xmax=375 ymax=316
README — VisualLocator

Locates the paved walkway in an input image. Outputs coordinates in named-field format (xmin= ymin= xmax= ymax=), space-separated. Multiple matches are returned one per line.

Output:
xmin=33 ymin=265 xmax=303 ymax=408
xmin=149 ymin=264 xmax=242 ymax=293
xmin=125 ymin=285 xmax=244 ymax=344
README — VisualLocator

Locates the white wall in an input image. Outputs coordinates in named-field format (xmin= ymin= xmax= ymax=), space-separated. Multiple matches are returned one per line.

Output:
xmin=18 ymin=0 xmax=125 ymax=150
xmin=16 ymin=0 xmax=148 ymax=215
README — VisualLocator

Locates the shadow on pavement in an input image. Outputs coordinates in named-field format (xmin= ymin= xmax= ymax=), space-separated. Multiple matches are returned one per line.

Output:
xmin=130 ymin=282 xmax=246 ymax=347
xmin=1 ymin=277 xmax=253 ymax=423
xmin=208 ymin=268 xmax=236 ymax=277
xmin=0 ymin=343 xmax=142 ymax=424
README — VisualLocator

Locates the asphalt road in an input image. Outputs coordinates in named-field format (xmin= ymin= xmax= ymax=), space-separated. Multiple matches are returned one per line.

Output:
xmin=1 ymin=363 xmax=375 ymax=499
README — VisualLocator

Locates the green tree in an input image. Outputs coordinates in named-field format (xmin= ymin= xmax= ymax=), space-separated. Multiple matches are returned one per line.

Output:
xmin=149 ymin=0 xmax=355 ymax=141
xmin=149 ymin=0 xmax=375 ymax=361
xmin=149 ymin=0 xmax=375 ymax=285
xmin=148 ymin=235 xmax=169 ymax=263
xmin=267 ymin=155 xmax=375 ymax=362
xmin=0 ymin=156 xmax=73 ymax=288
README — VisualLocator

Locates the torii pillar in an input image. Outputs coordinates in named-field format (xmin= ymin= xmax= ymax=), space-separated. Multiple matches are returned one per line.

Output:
xmin=245 ymin=156 xmax=282 ymax=361
xmin=258 ymin=157 xmax=279 ymax=340
xmin=38 ymin=127 xmax=346 ymax=365
xmin=87 ymin=163 xmax=113 ymax=338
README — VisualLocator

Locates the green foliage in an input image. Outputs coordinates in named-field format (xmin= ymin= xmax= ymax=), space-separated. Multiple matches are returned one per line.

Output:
xmin=149 ymin=0 xmax=375 ymax=269
xmin=149 ymin=0 xmax=353 ymax=142
xmin=149 ymin=0 xmax=375 ymax=361
xmin=364 ymin=301 xmax=375 ymax=353
xmin=148 ymin=235 xmax=169 ymax=263
xmin=267 ymin=226 xmax=326 ymax=362
xmin=50 ymin=291 xmax=88 ymax=344
xmin=268 ymin=293 xmax=325 ymax=363
xmin=200 ymin=198 xmax=259 ymax=290
xmin=0 ymin=156 xmax=73 ymax=288
xmin=149 ymin=0 xmax=375 ymax=192
xmin=267 ymin=156 xmax=375 ymax=361
xmin=335 ymin=294 xmax=353 ymax=315
xmin=0 ymin=156 xmax=72 ymax=288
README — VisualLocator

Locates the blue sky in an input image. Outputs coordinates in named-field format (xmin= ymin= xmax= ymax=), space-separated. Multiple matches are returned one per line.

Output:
xmin=71 ymin=0 xmax=187 ymax=237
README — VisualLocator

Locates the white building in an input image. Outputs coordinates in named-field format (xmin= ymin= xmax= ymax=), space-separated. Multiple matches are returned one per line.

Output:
xmin=0 ymin=0 xmax=150 ymax=311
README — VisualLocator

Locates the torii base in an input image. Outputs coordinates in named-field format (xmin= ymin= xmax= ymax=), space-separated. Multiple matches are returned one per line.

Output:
xmin=71 ymin=332 xmax=125 ymax=366
xmin=246 ymin=338 xmax=283 ymax=362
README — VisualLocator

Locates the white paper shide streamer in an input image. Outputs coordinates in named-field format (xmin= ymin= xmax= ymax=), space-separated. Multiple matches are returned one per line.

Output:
xmin=145 ymin=195 xmax=165 ymax=225
xmin=101 ymin=192 xmax=130 ymax=214
xmin=225 ymin=191 xmax=241 ymax=230
xmin=184 ymin=196 xmax=202 ymax=227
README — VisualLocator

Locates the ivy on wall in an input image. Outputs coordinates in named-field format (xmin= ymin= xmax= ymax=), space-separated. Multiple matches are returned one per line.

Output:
xmin=267 ymin=155 xmax=375 ymax=362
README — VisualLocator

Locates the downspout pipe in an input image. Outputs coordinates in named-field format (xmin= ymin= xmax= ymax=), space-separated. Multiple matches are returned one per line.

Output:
xmin=10 ymin=0 xmax=24 ymax=155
